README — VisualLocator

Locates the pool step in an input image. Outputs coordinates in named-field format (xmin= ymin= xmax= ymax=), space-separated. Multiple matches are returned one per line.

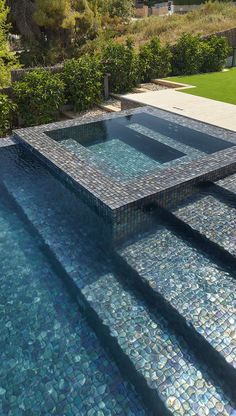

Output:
xmin=0 ymin=185 xmax=146 ymax=416
xmin=1 ymin=154 xmax=235 ymax=415
xmin=172 ymin=184 xmax=236 ymax=260
xmin=116 ymin=221 xmax=236 ymax=395
xmin=217 ymin=172 xmax=236 ymax=196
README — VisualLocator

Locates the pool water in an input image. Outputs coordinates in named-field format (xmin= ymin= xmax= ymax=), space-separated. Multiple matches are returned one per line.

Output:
xmin=46 ymin=113 xmax=235 ymax=180
xmin=0 ymin=144 xmax=235 ymax=415
xmin=0 ymin=147 xmax=146 ymax=415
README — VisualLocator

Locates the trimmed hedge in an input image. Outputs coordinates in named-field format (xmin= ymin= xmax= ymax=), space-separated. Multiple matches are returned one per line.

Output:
xmin=172 ymin=33 xmax=230 ymax=75
xmin=13 ymin=70 xmax=65 ymax=127
xmin=201 ymin=35 xmax=231 ymax=73
xmin=0 ymin=94 xmax=16 ymax=137
xmin=139 ymin=37 xmax=172 ymax=82
xmin=102 ymin=39 xmax=139 ymax=93
xmin=62 ymin=56 xmax=103 ymax=112
xmin=4 ymin=34 xmax=231 ymax=130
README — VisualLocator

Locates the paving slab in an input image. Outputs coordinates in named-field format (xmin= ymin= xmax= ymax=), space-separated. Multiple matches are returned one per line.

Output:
xmin=123 ymin=90 xmax=236 ymax=131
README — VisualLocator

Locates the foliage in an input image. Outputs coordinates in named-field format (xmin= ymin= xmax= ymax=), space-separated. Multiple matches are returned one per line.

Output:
xmin=73 ymin=0 xmax=101 ymax=48
xmin=0 ymin=93 xmax=16 ymax=136
xmin=0 ymin=0 xmax=20 ymax=87
xmin=102 ymin=39 xmax=138 ymax=93
xmin=171 ymin=32 xmax=230 ymax=75
xmin=13 ymin=70 xmax=65 ymax=127
xmin=62 ymin=55 xmax=103 ymax=111
xmin=201 ymin=35 xmax=231 ymax=73
xmin=171 ymin=33 xmax=204 ymax=75
xmin=120 ymin=1 xmax=236 ymax=47
xmin=34 ymin=0 xmax=78 ymax=31
xmin=95 ymin=0 xmax=134 ymax=19
xmin=139 ymin=37 xmax=172 ymax=82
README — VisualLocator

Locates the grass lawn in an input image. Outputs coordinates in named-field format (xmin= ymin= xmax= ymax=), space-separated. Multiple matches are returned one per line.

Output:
xmin=166 ymin=68 xmax=236 ymax=105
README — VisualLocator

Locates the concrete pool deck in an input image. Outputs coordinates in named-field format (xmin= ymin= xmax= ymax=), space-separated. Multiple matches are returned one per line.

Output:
xmin=123 ymin=89 xmax=236 ymax=132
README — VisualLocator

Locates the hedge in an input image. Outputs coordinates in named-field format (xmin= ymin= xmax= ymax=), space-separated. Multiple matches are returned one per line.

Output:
xmin=0 ymin=94 xmax=16 ymax=137
xmin=13 ymin=70 xmax=65 ymax=127
xmin=172 ymin=33 xmax=230 ymax=75
xmin=102 ymin=39 xmax=139 ymax=93
xmin=62 ymin=56 xmax=103 ymax=112
xmin=139 ymin=37 xmax=172 ymax=82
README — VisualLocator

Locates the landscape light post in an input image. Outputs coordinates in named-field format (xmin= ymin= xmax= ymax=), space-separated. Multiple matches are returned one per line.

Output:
xmin=232 ymin=47 xmax=236 ymax=67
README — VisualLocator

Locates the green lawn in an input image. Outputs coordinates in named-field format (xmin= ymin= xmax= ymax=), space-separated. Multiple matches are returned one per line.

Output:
xmin=166 ymin=68 xmax=236 ymax=105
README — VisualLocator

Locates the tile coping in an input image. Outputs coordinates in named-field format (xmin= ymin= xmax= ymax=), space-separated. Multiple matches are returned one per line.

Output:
xmin=13 ymin=106 xmax=236 ymax=214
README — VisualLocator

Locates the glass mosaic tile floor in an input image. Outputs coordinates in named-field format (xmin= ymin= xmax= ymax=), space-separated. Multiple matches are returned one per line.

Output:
xmin=0 ymin=157 xmax=146 ymax=416
xmin=173 ymin=188 xmax=236 ymax=258
xmin=117 ymin=221 xmax=236 ymax=372
xmin=0 ymin=145 xmax=235 ymax=415
xmin=46 ymin=112 xmax=235 ymax=181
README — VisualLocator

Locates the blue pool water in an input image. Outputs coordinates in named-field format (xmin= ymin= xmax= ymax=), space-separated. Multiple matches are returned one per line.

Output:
xmin=0 ymin=144 xmax=235 ymax=415
xmin=0 ymin=147 xmax=146 ymax=415
xmin=46 ymin=113 xmax=235 ymax=180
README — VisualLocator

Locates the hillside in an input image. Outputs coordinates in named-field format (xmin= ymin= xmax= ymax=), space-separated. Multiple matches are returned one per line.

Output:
xmin=118 ymin=1 xmax=236 ymax=46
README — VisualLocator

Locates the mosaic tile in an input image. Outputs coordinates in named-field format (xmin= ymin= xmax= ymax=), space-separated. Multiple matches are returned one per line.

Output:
xmin=0 ymin=136 xmax=18 ymax=147
xmin=0 ymin=145 xmax=235 ymax=415
xmin=13 ymin=106 xmax=236 ymax=215
xmin=0 ymin=172 xmax=145 ymax=415
xmin=117 ymin=224 xmax=236 ymax=374
xmin=217 ymin=173 xmax=236 ymax=195
xmin=173 ymin=190 xmax=236 ymax=258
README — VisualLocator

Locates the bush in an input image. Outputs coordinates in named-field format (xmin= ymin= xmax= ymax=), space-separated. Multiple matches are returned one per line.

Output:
xmin=139 ymin=37 xmax=172 ymax=82
xmin=102 ymin=39 xmax=139 ymax=93
xmin=62 ymin=55 xmax=103 ymax=112
xmin=172 ymin=33 xmax=203 ymax=75
xmin=0 ymin=94 xmax=16 ymax=136
xmin=13 ymin=70 xmax=65 ymax=127
xmin=201 ymin=35 xmax=231 ymax=73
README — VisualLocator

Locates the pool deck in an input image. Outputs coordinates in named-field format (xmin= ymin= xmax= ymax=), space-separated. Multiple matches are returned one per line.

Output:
xmin=122 ymin=89 xmax=236 ymax=132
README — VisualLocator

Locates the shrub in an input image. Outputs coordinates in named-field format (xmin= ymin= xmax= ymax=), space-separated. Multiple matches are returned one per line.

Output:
xmin=139 ymin=37 xmax=172 ymax=82
xmin=62 ymin=55 xmax=103 ymax=112
xmin=0 ymin=94 xmax=16 ymax=136
xmin=102 ymin=39 xmax=139 ymax=93
xmin=171 ymin=33 xmax=203 ymax=75
xmin=201 ymin=35 xmax=231 ymax=73
xmin=13 ymin=70 xmax=65 ymax=127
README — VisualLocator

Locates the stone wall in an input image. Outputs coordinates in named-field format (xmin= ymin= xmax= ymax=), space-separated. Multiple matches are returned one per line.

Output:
xmin=134 ymin=5 xmax=149 ymax=18
xmin=11 ymin=64 xmax=63 ymax=83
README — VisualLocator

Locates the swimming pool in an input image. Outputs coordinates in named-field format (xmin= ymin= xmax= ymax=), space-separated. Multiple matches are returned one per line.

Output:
xmin=0 ymin=141 xmax=235 ymax=415
xmin=46 ymin=112 xmax=235 ymax=180
xmin=15 ymin=107 xmax=236 ymax=218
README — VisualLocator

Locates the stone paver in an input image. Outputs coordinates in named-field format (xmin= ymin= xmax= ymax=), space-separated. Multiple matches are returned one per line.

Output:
xmin=123 ymin=90 xmax=236 ymax=131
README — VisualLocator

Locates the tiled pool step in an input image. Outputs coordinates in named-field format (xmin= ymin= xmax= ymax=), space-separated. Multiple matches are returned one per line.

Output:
xmin=217 ymin=173 xmax=236 ymax=195
xmin=0 ymin=184 xmax=146 ymax=416
xmin=171 ymin=184 xmax=236 ymax=260
xmin=1 ymin=150 xmax=235 ymax=415
xmin=116 ymin=221 xmax=236 ymax=395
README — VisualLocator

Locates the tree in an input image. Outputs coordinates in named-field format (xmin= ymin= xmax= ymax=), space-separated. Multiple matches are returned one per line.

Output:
xmin=95 ymin=0 xmax=134 ymax=19
xmin=0 ymin=0 xmax=19 ymax=87
xmin=73 ymin=0 xmax=101 ymax=47
xmin=7 ymin=0 xmax=41 ymax=41
xmin=34 ymin=0 xmax=78 ymax=45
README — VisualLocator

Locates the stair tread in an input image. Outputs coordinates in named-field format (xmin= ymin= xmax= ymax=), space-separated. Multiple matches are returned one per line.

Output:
xmin=0 ymin=147 xmax=235 ymax=415
xmin=217 ymin=173 xmax=236 ymax=195
xmin=173 ymin=193 xmax=235 ymax=257
xmin=118 ymin=226 xmax=236 ymax=372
